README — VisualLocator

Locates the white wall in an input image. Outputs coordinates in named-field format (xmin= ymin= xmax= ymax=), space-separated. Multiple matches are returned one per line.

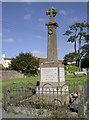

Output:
xmin=0 ymin=58 xmax=11 ymax=68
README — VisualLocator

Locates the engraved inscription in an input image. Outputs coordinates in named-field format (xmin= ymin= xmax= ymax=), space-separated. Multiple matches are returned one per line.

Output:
xmin=59 ymin=68 xmax=65 ymax=82
xmin=41 ymin=67 xmax=58 ymax=82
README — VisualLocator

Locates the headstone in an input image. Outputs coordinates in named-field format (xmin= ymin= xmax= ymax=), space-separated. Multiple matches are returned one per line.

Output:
xmin=40 ymin=7 xmax=65 ymax=88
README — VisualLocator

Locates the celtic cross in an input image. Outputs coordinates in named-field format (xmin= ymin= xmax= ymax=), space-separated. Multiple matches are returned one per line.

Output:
xmin=46 ymin=7 xmax=58 ymax=22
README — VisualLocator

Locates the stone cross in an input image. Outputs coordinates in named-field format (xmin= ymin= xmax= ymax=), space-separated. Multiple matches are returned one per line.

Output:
xmin=45 ymin=7 xmax=59 ymax=62
xmin=46 ymin=7 xmax=57 ymax=22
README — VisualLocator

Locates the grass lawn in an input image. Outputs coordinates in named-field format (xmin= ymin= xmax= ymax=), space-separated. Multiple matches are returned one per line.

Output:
xmin=65 ymin=74 xmax=87 ymax=85
xmin=65 ymin=74 xmax=87 ymax=92
xmin=0 ymin=76 xmax=40 ymax=100
xmin=0 ymin=74 xmax=88 ymax=100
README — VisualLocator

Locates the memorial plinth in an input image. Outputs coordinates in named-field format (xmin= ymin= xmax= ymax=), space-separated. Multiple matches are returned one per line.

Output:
xmin=40 ymin=62 xmax=65 ymax=88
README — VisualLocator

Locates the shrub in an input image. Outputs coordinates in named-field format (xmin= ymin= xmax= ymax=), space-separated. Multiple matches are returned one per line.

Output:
xmin=65 ymin=64 xmax=78 ymax=73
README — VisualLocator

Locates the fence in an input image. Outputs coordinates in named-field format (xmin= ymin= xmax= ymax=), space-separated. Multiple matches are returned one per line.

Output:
xmin=83 ymin=72 xmax=89 ymax=103
xmin=3 ymin=81 xmax=86 ymax=117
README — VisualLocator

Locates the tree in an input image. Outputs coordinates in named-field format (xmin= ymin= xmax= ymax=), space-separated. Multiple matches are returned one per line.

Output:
xmin=63 ymin=25 xmax=78 ymax=54
xmin=81 ymin=44 xmax=89 ymax=58
xmin=81 ymin=57 xmax=89 ymax=68
xmin=63 ymin=52 xmax=78 ymax=65
xmin=81 ymin=44 xmax=89 ymax=68
xmin=63 ymin=21 xmax=89 ymax=71
xmin=9 ymin=52 xmax=39 ymax=76
xmin=63 ymin=44 xmax=89 ymax=69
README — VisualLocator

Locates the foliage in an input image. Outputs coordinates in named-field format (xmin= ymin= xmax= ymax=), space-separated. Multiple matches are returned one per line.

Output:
xmin=81 ymin=44 xmax=89 ymax=68
xmin=86 ymin=101 xmax=89 ymax=114
xmin=63 ymin=21 xmax=89 ymax=71
xmin=37 ymin=108 xmax=44 ymax=115
xmin=81 ymin=58 xmax=89 ymax=68
xmin=9 ymin=52 xmax=39 ymax=76
xmin=63 ymin=44 xmax=89 ymax=68
xmin=30 ymin=99 xmax=58 ymax=111
xmin=63 ymin=52 xmax=78 ymax=65
xmin=65 ymin=64 xmax=78 ymax=73
xmin=81 ymin=44 xmax=89 ymax=58
xmin=63 ymin=21 xmax=89 ymax=51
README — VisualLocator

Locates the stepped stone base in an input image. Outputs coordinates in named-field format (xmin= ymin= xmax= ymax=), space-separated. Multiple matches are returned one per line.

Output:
xmin=40 ymin=81 xmax=65 ymax=88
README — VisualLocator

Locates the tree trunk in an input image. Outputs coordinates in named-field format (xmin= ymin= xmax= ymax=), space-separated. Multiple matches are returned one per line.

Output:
xmin=74 ymin=39 xmax=77 ymax=53
xmin=74 ymin=31 xmax=77 ymax=66
xmin=78 ymin=38 xmax=81 ymax=72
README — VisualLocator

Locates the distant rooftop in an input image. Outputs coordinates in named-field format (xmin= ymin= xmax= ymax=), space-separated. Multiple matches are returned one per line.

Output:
xmin=4 ymin=58 xmax=12 ymax=60
xmin=3 ymin=57 xmax=63 ymax=63
xmin=36 ymin=58 xmax=63 ymax=63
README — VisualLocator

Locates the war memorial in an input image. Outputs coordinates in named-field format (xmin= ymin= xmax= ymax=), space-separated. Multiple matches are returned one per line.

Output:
xmin=38 ymin=7 xmax=68 ymax=89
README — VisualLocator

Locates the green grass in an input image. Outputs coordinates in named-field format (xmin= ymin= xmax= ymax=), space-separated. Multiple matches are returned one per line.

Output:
xmin=2 ymin=74 xmax=87 ymax=87
xmin=65 ymin=74 xmax=87 ymax=85
xmin=1 ymin=74 xmax=88 ymax=101
xmin=1 ymin=76 xmax=40 ymax=101
xmin=65 ymin=74 xmax=87 ymax=92
xmin=2 ymin=76 xmax=40 ymax=86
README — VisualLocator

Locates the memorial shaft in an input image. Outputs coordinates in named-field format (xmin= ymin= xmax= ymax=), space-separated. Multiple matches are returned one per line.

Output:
xmin=45 ymin=7 xmax=59 ymax=62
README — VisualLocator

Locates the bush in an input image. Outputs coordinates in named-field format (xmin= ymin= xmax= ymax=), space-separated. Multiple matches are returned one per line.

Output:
xmin=65 ymin=64 xmax=78 ymax=73
xmin=9 ymin=52 xmax=39 ymax=76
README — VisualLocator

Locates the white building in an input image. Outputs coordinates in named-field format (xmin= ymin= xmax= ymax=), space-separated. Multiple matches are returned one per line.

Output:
xmin=0 ymin=53 xmax=12 ymax=68
xmin=67 ymin=60 xmax=76 ymax=64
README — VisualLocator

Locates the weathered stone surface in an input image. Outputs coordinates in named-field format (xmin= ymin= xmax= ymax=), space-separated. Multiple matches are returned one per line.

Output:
xmin=40 ymin=81 xmax=65 ymax=88
xmin=45 ymin=7 xmax=58 ymax=62
xmin=41 ymin=67 xmax=58 ymax=82
xmin=40 ymin=63 xmax=65 ymax=84
xmin=40 ymin=6 xmax=66 ymax=89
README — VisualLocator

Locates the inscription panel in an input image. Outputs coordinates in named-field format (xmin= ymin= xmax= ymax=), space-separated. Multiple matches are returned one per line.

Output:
xmin=41 ymin=67 xmax=58 ymax=82
xmin=59 ymin=68 xmax=65 ymax=82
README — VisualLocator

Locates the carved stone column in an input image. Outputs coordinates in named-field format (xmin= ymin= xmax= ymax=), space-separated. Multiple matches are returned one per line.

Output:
xmin=45 ymin=7 xmax=59 ymax=62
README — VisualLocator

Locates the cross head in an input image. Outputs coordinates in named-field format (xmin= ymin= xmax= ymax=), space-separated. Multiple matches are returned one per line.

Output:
xmin=46 ymin=7 xmax=57 ymax=18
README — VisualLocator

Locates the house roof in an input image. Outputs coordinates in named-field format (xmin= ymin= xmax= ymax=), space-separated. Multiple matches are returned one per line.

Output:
xmin=4 ymin=58 xmax=12 ymax=60
xmin=58 ymin=60 xmax=63 ymax=63
xmin=36 ymin=58 xmax=47 ymax=63
xmin=36 ymin=57 xmax=63 ymax=63
xmin=3 ymin=57 xmax=63 ymax=63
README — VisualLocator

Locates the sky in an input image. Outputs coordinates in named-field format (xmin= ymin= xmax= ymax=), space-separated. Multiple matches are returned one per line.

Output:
xmin=1 ymin=2 xmax=88 ymax=60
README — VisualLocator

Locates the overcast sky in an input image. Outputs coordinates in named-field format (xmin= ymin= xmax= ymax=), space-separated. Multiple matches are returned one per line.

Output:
xmin=1 ymin=2 xmax=87 ymax=60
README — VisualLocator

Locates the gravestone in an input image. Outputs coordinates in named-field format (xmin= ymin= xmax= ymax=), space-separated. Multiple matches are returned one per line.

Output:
xmin=40 ymin=7 xmax=65 ymax=88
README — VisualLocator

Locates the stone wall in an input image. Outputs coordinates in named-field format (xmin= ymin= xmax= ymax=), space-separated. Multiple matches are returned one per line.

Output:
xmin=0 ymin=70 xmax=26 ymax=80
